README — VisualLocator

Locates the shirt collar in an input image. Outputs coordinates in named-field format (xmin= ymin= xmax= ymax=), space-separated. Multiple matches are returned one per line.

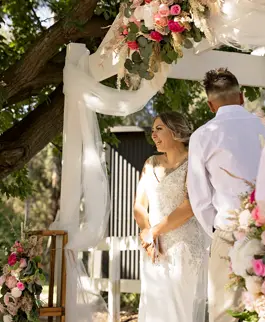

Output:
xmin=216 ymin=105 xmax=244 ymax=117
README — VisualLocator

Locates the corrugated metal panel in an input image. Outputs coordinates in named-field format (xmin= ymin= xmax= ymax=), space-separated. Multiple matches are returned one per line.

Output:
xmin=108 ymin=130 xmax=154 ymax=280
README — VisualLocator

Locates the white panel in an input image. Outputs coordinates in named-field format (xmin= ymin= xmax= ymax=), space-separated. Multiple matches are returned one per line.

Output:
xmin=170 ymin=49 xmax=265 ymax=87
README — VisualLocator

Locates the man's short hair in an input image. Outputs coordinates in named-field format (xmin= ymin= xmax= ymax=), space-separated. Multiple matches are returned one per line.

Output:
xmin=203 ymin=68 xmax=240 ymax=100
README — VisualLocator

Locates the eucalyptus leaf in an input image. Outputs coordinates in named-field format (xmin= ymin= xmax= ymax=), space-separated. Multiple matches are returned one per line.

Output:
xmin=140 ymin=24 xmax=149 ymax=33
xmin=140 ymin=62 xmax=149 ymax=71
xmin=132 ymin=51 xmax=142 ymax=63
xmin=127 ymin=32 xmax=137 ymax=41
xmin=124 ymin=59 xmax=133 ymax=71
xmin=137 ymin=36 xmax=148 ymax=47
xmin=129 ymin=22 xmax=139 ymax=34
xmin=144 ymin=71 xmax=155 ymax=80
xmin=124 ymin=7 xmax=132 ymax=18
xmin=167 ymin=50 xmax=178 ymax=61
xmin=183 ymin=39 xmax=193 ymax=49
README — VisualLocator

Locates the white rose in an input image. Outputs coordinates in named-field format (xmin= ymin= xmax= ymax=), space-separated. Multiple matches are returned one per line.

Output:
xmin=245 ymin=276 xmax=263 ymax=295
xmin=3 ymin=315 xmax=13 ymax=322
xmin=134 ymin=6 xmax=144 ymax=20
xmin=239 ymin=209 xmax=252 ymax=229
xmin=259 ymin=319 xmax=265 ymax=322
xmin=143 ymin=6 xmax=154 ymax=29
xmin=11 ymin=287 xmax=22 ymax=298
xmin=229 ymin=238 xmax=264 ymax=277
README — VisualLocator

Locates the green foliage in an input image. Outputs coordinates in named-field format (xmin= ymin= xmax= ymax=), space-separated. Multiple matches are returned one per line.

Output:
xmin=120 ymin=293 xmax=140 ymax=312
xmin=242 ymin=86 xmax=261 ymax=102
xmin=0 ymin=201 xmax=23 ymax=271
xmin=227 ymin=309 xmax=259 ymax=322
xmin=0 ymin=168 xmax=33 ymax=200
xmin=152 ymin=78 xmax=214 ymax=130
xmin=94 ymin=0 xmax=121 ymax=20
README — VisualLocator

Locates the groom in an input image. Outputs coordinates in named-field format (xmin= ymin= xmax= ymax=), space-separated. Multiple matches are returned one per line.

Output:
xmin=187 ymin=68 xmax=265 ymax=322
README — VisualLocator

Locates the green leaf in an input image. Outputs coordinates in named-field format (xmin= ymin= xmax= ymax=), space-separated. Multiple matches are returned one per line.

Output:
xmin=33 ymin=256 xmax=41 ymax=264
xmin=129 ymin=22 xmax=139 ymax=34
xmin=161 ymin=52 xmax=173 ymax=64
xmin=127 ymin=33 xmax=137 ymax=41
xmin=167 ymin=50 xmax=178 ymax=61
xmin=132 ymin=51 xmax=142 ymax=63
xmin=143 ymin=71 xmax=154 ymax=80
xmin=124 ymin=7 xmax=132 ymax=18
xmin=137 ymin=36 xmax=148 ymax=47
xmin=183 ymin=39 xmax=193 ymax=49
xmin=124 ymin=59 xmax=133 ymax=71
xmin=140 ymin=24 xmax=149 ymax=34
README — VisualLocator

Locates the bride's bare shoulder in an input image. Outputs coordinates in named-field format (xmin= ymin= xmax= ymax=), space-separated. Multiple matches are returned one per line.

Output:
xmin=145 ymin=154 xmax=164 ymax=168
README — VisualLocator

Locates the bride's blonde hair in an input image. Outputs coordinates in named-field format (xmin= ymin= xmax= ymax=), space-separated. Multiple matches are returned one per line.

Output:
xmin=153 ymin=112 xmax=193 ymax=146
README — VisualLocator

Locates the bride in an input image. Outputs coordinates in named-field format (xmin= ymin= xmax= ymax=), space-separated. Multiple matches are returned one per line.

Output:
xmin=134 ymin=112 xmax=207 ymax=322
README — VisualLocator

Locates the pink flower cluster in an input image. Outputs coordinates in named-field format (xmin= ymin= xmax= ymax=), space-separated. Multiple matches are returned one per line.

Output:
xmin=252 ymin=206 xmax=265 ymax=227
xmin=125 ymin=0 xmax=186 ymax=48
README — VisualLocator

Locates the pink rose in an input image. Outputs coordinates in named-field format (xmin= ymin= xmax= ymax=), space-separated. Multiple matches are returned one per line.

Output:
xmin=252 ymin=206 xmax=265 ymax=226
xmin=145 ymin=0 xmax=152 ymax=2
xmin=154 ymin=14 xmax=168 ymax=27
xmin=19 ymin=258 xmax=27 ymax=268
xmin=0 ymin=275 xmax=6 ymax=286
xmin=150 ymin=31 xmax=163 ymax=42
xmin=250 ymin=189 xmax=256 ymax=203
xmin=4 ymin=294 xmax=10 ymax=305
xmin=170 ymin=4 xmax=181 ymax=15
xmin=158 ymin=4 xmax=170 ymax=17
xmin=127 ymin=41 xmax=139 ymax=50
xmin=5 ymin=275 xmax=17 ymax=289
xmin=252 ymin=259 xmax=265 ymax=276
xmin=16 ymin=282 xmax=25 ymax=291
xmin=8 ymin=253 xmax=17 ymax=266
xmin=168 ymin=20 xmax=185 ymax=33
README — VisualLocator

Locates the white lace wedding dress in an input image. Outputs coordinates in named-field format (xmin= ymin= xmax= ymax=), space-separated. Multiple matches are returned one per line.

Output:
xmin=138 ymin=157 xmax=207 ymax=322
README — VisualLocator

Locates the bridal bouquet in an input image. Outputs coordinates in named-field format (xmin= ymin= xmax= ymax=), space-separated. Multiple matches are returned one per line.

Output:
xmin=105 ymin=0 xmax=221 ymax=88
xmin=226 ymin=177 xmax=265 ymax=322
xmin=0 ymin=236 xmax=45 ymax=322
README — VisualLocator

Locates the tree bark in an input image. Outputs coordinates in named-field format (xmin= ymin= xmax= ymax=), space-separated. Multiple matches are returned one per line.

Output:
xmin=0 ymin=85 xmax=64 ymax=180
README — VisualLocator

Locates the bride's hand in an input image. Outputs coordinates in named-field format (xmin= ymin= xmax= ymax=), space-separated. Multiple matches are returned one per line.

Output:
xmin=140 ymin=228 xmax=153 ymax=249
xmin=146 ymin=244 xmax=156 ymax=263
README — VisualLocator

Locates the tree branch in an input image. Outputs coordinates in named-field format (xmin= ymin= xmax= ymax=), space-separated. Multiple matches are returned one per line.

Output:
xmin=0 ymin=85 xmax=64 ymax=179
xmin=2 ymin=14 xmax=111 ymax=107
xmin=1 ymin=0 xmax=101 ymax=100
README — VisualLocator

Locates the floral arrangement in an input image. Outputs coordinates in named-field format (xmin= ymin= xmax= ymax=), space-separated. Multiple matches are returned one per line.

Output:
xmin=105 ymin=0 xmax=220 ymax=88
xmin=0 ymin=236 xmax=45 ymax=322
xmin=225 ymin=173 xmax=265 ymax=322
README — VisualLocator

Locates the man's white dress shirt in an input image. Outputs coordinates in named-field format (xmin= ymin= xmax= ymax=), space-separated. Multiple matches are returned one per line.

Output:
xmin=188 ymin=105 xmax=265 ymax=237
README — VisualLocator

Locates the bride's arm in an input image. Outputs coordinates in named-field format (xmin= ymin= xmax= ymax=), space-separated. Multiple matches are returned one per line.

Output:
xmin=142 ymin=199 xmax=193 ymax=240
xmin=133 ymin=163 xmax=150 ymax=230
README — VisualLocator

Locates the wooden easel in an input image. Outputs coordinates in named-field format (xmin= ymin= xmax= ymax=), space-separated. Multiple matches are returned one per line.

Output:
xmin=28 ymin=230 xmax=68 ymax=322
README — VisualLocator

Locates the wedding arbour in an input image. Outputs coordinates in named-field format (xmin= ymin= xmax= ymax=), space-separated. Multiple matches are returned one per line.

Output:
xmin=49 ymin=0 xmax=265 ymax=321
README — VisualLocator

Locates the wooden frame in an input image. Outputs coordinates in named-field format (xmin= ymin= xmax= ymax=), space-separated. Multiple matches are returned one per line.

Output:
xmin=27 ymin=230 xmax=68 ymax=322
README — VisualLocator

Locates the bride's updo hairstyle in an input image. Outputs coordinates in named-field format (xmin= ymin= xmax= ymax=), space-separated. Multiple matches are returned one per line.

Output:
xmin=154 ymin=111 xmax=193 ymax=146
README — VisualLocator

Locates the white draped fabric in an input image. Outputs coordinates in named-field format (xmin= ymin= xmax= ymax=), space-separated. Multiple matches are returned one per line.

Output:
xmin=50 ymin=42 xmax=170 ymax=321
xmin=208 ymin=0 xmax=265 ymax=50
